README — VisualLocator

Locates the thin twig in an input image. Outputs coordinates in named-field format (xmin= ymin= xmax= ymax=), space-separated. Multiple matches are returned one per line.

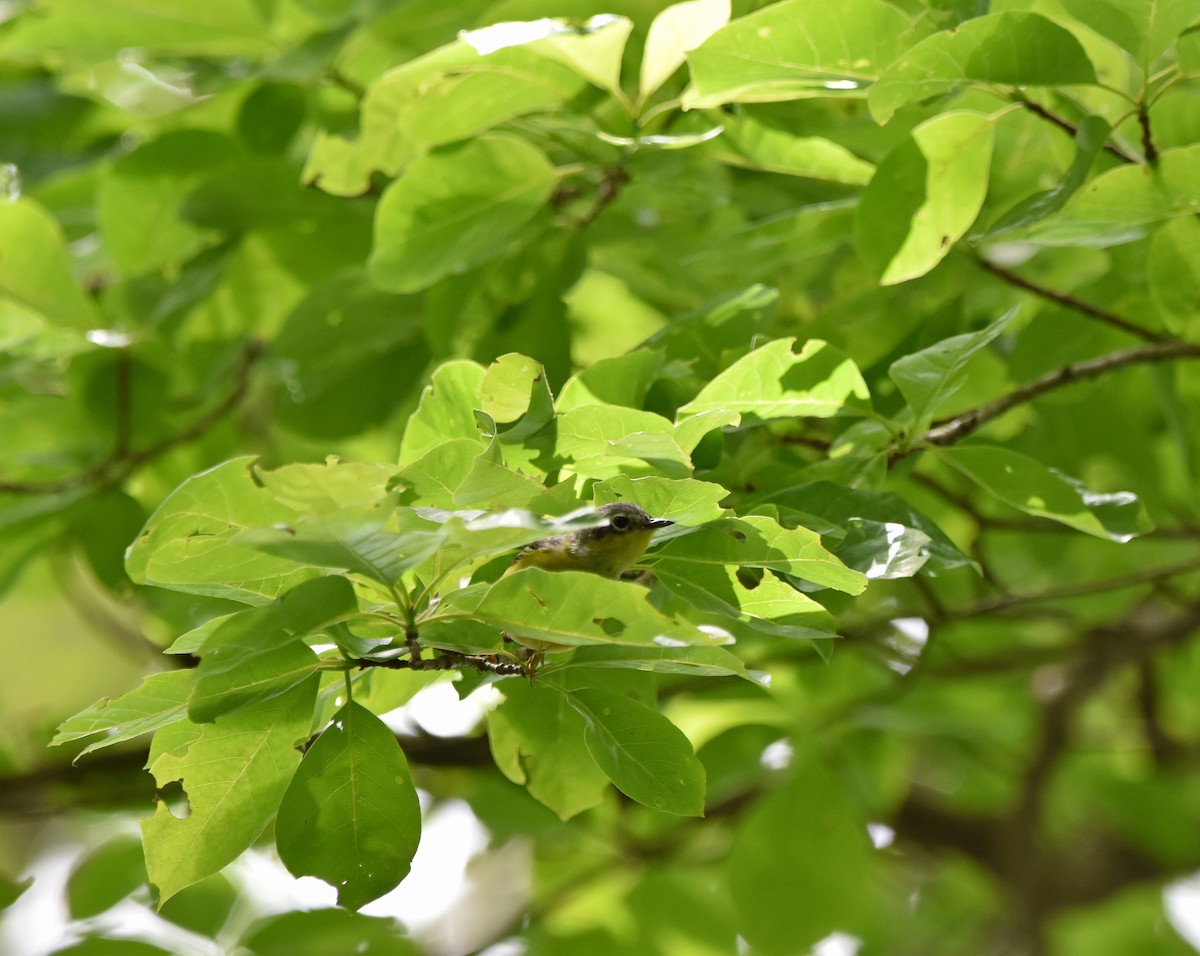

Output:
xmin=908 ymin=340 xmax=1200 ymax=452
xmin=1137 ymin=102 xmax=1158 ymax=163
xmin=0 ymin=340 xmax=264 ymax=495
xmin=1015 ymin=95 xmax=1139 ymax=164
xmin=351 ymin=652 xmax=524 ymax=677
xmin=575 ymin=165 xmax=629 ymax=228
xmin=974 ymin=257 xmax=1165 ymax=342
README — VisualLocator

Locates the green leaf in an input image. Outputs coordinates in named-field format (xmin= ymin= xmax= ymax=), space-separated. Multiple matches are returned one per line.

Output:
xmin=188 ymin=576 xmax=356 ymax=723
xmin=67 ymin=836 xmax=147 ymax=919
xmin=1 ymin=0 xmax=274 ymax=62
xmin=235 ymin=509 xmax=447 ymax=587
xmin=487 ymin=679 xmax=610 ymax=819
xmin=1030 ymin=144 xmax=1200 ymax=245
xmin=654 ymin=564 xmax=836 ymax=641
xmin=556 ymin=349 xmax=665 ymax=412
xmin=369 ymin=134 xmax=560 ymax=293
xmin=0 ymin=874 xmax=33 ymax=913
xmin=449 ymin=567 xmax=716 ymax=648
xmin=142 ymin=676 xmax=319 ymax=904
xmin=889 ymin=309 xmax=1015 ymax=435
xmin=52 ymin=669 xmax=196 ymax=760
xmin=1059 ymin=0 xmax=1199 ymax=68
xmin=640 ymin=0 xmax=731 ymax=100
xmin=678 ymin=338 xmax=870 ymax=421
xmin=568 ymin=686 xmax=706 ymax=816
xmin=543 ymin=644 xmax=750 ymax=679
xmin=592 ymin=475 xmax=730 ymax=526
xmin=255 ymin=459 xmax=397 ymax=515
xmin=239 ymin=909 xmax=417 ymax=956
xmin=653 ymin=515 xmax=867 ymax=594
xmin=97 ymin=130 xmax=244 ymax=275
xmin=729 ymin=757 xmax=873 ymax=953
xmin=712 ymin=113 xmax=876 ymax=185
xmin=556 ymin=405 xmax=692 ymax=479
xmin=0 ymin=199 xmax=99 ymax=327
xmin=683 ymin=0 xmax=918 ymax=108
xmin=856 ymin=111 xmax=996 ymax=284
xmin=460 ymin=15 xmax=634 ymax=97
xmin=758 ymin=481 xmax=976 ymax=573
xmin=985 ymin=116 xmax=1111 ymax=238
xmin=1150 ymin=215 xmax=1200 ymax=337
xmin=126 ymin=457 xmax=313 ymax=605
xmin=276 ymin=702 xmax=422 ymax=910
xmin=398 ymin=360 xmax=489 ymax=463
xmin=868 ymin=12 xmax=1098 ymax=124
xmin=936 ymin=445 xmax=1153 ymax=541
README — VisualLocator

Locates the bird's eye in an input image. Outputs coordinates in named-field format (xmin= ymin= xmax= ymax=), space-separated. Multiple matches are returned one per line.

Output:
xmin=611 ymin=515 xmax=631 ymax=530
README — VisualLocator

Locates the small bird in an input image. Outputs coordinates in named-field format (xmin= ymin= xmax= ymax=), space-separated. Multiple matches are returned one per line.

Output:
xmin=503 ymin=502 xmax=675 ymax=673
xmin=506 ymin=502 xmax=674 ymax=579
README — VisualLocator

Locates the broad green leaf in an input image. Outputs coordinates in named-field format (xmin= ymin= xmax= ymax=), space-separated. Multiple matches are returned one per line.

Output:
xmin=556 ymin=405 xmax=692 ymax=479
xmin=678 ymin=338 xmax=870 ymax=421
xmin=0 ymin=199 xmax=99 ymax=327
xmin=1150 ymin=216 xmax=1200 ymax=337
xmin=448 ymin=567 xmax=715 ymax=648
xmin=239 ymin=909 xmax=417 ymax=956
xmin=757 ymin=481 xmax=976 ymax=573
xmin=304 ymin=41 xmax=586 ymax=196
xmin=255 ymin=459 xmax=397 ymax=515
xmin=398 ymin=361 xmax=488 ymax=463
xmin=640 ymin=0 xmax=731 ymax=100
xmin=1030 ymin=144 xmax=1200 ymax=245
xmin=836 ymin=519 xmax=934 ymax=579
xmin=868 ymin=12 xmax=1097 ymax=124
xmin=712 ymin=114 xmax=875 ymax=185
xmin=396 ymin=439 xmax=485 ymax=507
xmin=488 ymin=680 xmax=610 ymax=819
xmin=857 ymin=110 xmax=996 ymax=284
xmin=683 ymin=0 xmax=918 ymax=108
xmin=652 ymin=515 xmax=866 ymax=594
xmin=556 ymin=349 xmax=665 ymax=412
xmin=1 ymin=0 xmax=274 ymax=62
xmin=369 ymin=134 xmax=560 ymax=293
xmin=1059 ymin=0 xmax=1199 ymax=68
xmin=729 ymin=758 xmax=873 ymax=953
xmin=188 ymin=576 xmax=356 ymax=723
xmin=276 ymin=702 xmax=422 ymax=910
xmin=460 ymin=15 xmax=634 ymax=97
xmin=889 ymin=309 xmax=1015 ymax=435
xmin=126 ymin=457 xmax=313 ymax=604
xmin=642 ymin=285 xmax=778 ymax=381
xmin=480 ymin=352 xmax=554 ymax=435
xmin=985 ymin=116 xmax=1111 ymax=238
xmin=543 ymin=644 xmax=750 ymax=679
xmin=235 ymin=509 xmax=447 ymax=587
xmin=936 ymin=445 xmax=1153 ymax=541
xmin=97 ymin=131 xmax=244 ymax=276
xmin=0 ymin=874 xmax=33 ymax=913
xmin=142 ymin=676 xmax=319 ymax=904
xmin=592 ymin=475 xmax=730 ymax=526
xmin=568 ymin=686 xmax=706 ymax=816
xmin=67 ymin=837 xmax=147 ymax=919
xmin=51 ymin=671 xmax=194 ymax=760
xmin=654 ymin=564 xmax=836 ymax=641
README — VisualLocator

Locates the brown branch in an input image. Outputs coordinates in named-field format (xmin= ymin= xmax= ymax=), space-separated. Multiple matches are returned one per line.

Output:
xmin=575 ymin=165 xmax=629 ymax=228
xmin=1138 ymin=102 xmax=1158 ymax=163
xmin=0 ymin=340 xmax=264 ymax=495
xmin=912 ymin=340 xmax=1200 ymax=451
xmin=974 ymin=257 xmax=1165 ymax=342
xmin=352 ymin=652 xmax=524 ymax=677
xmin=1016 ymin=95 xmax=1139 ymax=164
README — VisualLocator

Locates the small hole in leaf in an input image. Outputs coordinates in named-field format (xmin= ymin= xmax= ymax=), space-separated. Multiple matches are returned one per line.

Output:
xmin=736 ymin=567 xmax=762 ymax=589
xmin=158 ymin=780 xmax=190 ymax=820
xmin=728 ymin=530 xmax=747 ymax=542
xmin=595 ymin=617 xmax=625 ymax=637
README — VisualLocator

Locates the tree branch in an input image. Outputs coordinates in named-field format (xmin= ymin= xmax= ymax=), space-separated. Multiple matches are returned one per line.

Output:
xmin=1138 ymin=101 xmax=1158 ymax=163
xmin=912 ymin=340 xmax=1200 ymax=451
xmin=0 ymin=340 xmax=264 ymax=495
xmin=1015 ymin=95 xmax=1140 ymax=164
xmin=974 ymin=256 xmax=1165 ymax=342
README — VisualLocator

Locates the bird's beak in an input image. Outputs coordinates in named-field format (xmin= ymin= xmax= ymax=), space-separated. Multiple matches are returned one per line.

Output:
xmin=647 ymin=518 xmax=674 ymax=530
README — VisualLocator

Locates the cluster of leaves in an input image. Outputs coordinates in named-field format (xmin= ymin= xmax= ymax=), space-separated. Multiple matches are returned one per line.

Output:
xmin=2 ymin=0 xmax=1200 ymax=953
